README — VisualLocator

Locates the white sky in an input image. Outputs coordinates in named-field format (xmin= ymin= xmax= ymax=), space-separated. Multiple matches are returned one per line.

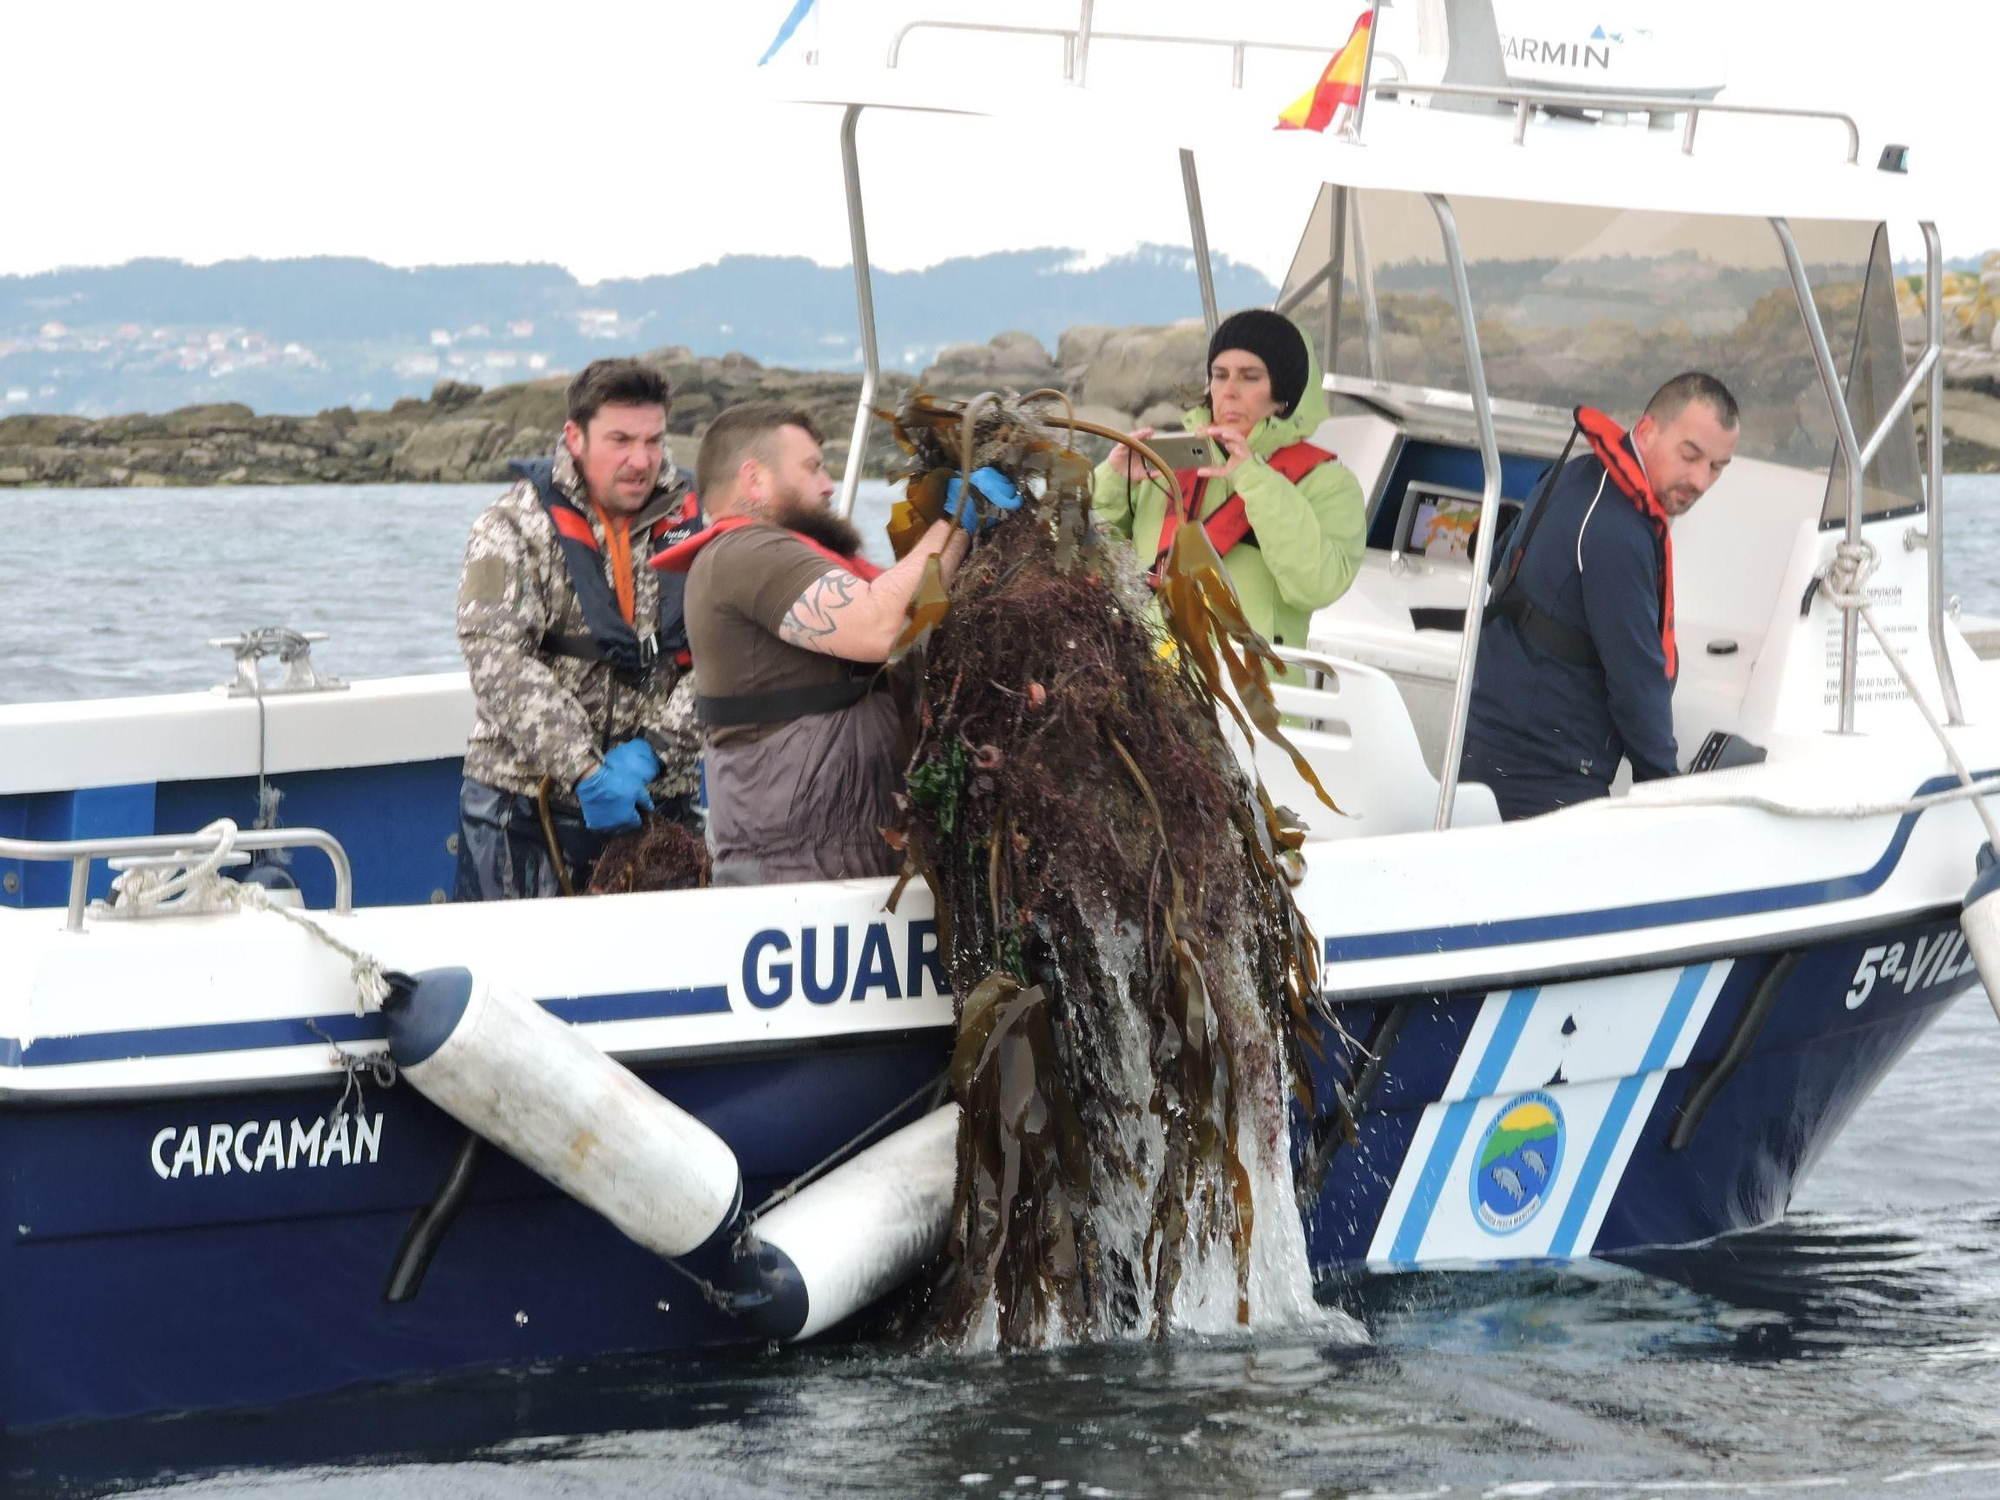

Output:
xmin=2 ymin=0 xmax=1992 ymax=286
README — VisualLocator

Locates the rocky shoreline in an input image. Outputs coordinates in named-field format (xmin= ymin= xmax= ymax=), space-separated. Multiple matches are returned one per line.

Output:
xmin=0 ymin=325 xmax=1211 ymax=491
xmin=0 ymin=351 xmax=913 ymax=490
xmin=2 ymin=296 xmax=1998 ymax=487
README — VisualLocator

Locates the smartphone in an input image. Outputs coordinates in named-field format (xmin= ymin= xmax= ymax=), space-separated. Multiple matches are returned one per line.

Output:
xmin=1142 ymin=432 xmax=1215 ymax=473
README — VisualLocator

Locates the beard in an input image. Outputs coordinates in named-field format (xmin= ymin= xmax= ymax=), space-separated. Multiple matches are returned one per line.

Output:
xmin=778 ymin=500 xmax=865 ymax=558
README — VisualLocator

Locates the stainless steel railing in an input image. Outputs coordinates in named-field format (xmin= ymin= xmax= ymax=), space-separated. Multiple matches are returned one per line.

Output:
xmin=1367 ymin=79 xmax=1861 ymax=164
xmin=1425 ymin=194 xmax=1505 ymax=830
xmin=836 ymin=104 xmax=879 ymax=521
xmin=1771 ymin=214 xmax=1959 ymax=732
xmin=0 ymin=826 xmax=354 ymax=932
xmin=887 ymin=18 xmax=1402 ymax=92
xmin=1922 ymin=221 xmax=1964 ymax=724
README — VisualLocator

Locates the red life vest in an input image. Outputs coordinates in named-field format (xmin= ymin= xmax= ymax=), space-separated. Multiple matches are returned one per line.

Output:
xmin=650 ymin=516 xmax=889 ymax=729
xmin=515 ymin=457 xmax=703 ymax=680
xmin=1148 ymin=440 xmax=1336 ymax=583
xmin=651 ymin=514 xmax=884 ymax=582
xmin=1574 ymin=406 xmax=1677 ymax=678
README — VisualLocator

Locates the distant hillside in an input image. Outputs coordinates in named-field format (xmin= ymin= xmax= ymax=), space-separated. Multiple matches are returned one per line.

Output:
xmin=0 ymin=247 xmax=1276 ymax=419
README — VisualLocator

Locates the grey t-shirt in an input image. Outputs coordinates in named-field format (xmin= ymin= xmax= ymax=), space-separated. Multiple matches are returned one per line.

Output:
xmin=684 ymin=523 xmax=863 ymax=746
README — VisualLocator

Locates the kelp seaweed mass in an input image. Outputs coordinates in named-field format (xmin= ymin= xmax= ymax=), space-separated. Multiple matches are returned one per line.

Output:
xmin=881 ymin=390 xmax=1358 ymax=1349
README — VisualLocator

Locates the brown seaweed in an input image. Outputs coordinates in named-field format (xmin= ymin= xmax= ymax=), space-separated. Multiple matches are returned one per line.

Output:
xmin=887 ymin=390 xmax=1349 ymax=1348
xmin=586 ymin=814 xmax=711 ymax=894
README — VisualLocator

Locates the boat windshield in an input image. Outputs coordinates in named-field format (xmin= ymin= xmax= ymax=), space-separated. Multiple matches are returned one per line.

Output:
xmin=1283 ymin=188 xmax=1922 ymax=520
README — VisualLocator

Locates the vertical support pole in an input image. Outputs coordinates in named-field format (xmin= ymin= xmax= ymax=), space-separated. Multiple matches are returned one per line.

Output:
xmin=1923 ymin=221 xmax=1965 ymax=724
xmin=1351 ymin=193 xmax=1382 ymax=378
xmin=1772 ymin=216 xmax=1866 ymax=733
xmin=1348 ymin=5 xmax=1383 ymax=141
xmin=66 ymin=857 xmax=89 ymax=933
xmin=1426 ymin=193 xmax=1502 ymax=830
xmin=1073 ymin=0 xmax=1094 ymax=86
xmin=1181 ymin=149 xmax=1220 ymax=335
xmin=837 ymin=105 xmax=879 ymax=522
xmin=1327 ymin=186 xmax=1349 ymax=377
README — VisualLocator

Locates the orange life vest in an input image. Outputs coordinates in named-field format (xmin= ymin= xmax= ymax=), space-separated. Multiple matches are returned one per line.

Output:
xmin=1574 ymin=407 xmax=1677 ymax=678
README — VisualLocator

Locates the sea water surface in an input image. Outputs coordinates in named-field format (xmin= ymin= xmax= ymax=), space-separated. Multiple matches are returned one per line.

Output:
xmin=6 ymin=478 xmax=2000 ymax=1499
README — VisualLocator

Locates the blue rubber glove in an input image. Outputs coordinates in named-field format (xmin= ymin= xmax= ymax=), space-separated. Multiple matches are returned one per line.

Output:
xmin=576 ymin=752 xmax=655 ymax=832
xmin=945 ymin=466 xmax=1024 ymax=534
xmin=603 ymin=738 xmax=660 ymax=786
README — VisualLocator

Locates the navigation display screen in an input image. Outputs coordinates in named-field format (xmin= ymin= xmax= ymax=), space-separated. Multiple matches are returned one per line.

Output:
xmin=1400 ymin=484 xmax=1523 ymax=566
xmin=1406 ymin=488 xmax=1485 ymax=565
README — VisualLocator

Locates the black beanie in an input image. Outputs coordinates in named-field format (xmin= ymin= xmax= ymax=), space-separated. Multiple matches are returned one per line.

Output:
xmin=1207 ymin=309 xmax=1309 ymax=417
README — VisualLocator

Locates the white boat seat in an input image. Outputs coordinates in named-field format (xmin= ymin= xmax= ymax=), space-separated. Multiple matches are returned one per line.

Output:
xmin=1249 ymin=648 xmax=1502 ymax=840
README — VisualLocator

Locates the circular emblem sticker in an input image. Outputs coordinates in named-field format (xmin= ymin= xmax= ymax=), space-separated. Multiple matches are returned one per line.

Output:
xmin=1469 ymin=1091 xmax=1565 ymax=1235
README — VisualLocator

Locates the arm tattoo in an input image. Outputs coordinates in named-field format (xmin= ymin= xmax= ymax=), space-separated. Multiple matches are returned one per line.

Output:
xmin=779 ymin=570 xmax=863 ymax=648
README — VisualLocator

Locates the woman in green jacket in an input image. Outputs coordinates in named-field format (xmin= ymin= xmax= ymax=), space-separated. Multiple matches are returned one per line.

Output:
xmin=1093 ymin=309 xmax=1366 ymax=650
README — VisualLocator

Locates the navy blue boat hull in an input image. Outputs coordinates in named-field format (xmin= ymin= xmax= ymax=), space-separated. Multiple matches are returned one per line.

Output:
xmin=1 ymin=912 xmax=1970 ymax=1431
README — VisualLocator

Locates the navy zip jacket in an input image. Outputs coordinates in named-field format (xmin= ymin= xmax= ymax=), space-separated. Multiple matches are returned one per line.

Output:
xmin=1465 ymin=436 xmax=1679 ymax=787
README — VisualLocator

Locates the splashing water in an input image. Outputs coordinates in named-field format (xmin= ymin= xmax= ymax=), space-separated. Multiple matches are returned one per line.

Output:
xmin=881 ymin=392 xmax=1363 ymax=1351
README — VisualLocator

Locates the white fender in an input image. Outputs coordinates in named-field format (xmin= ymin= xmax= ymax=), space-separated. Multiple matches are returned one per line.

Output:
xmin=385 ymin=967 xmax=742 ymax=1262
xmin=729 ymin=1103 xmax=960 ymax=1341
xmin=1962 ymin=849 xmax=2000 ymax=1027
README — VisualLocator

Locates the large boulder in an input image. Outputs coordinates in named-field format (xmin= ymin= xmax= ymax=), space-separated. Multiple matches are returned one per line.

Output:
xmin=1056 ymin=324 xmax=1121 ymax=371
xmin=918 ymin=330 xmax=1060 ymax=397
xmin=1071 ymin=322 xmax=1209 ymax=416
xmin=394 ymin=417 xmax=510 ymax=482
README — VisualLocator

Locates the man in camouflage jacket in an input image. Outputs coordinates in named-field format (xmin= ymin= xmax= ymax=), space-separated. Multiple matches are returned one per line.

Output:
xmin=453 ymin=358 xmax=703 ymax=900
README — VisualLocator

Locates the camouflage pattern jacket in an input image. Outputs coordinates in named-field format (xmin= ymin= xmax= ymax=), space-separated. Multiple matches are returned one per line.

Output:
xmin=457 ymin=443 xmax=700 ymax=804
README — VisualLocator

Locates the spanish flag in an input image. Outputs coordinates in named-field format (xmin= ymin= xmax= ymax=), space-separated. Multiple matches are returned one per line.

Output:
xmin=1276 ymin=8 xmax=1373 ymax=132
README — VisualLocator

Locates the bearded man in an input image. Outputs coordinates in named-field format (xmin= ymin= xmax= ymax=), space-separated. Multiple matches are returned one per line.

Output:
xmin=656 ymin=402 xmax=968 ymax=886
xmin=453 ymin=358 xmax=703 ymax=900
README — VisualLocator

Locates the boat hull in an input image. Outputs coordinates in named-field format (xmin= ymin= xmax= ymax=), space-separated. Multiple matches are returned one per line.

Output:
xmin=0 ymin=1037 xmax=942 ymax=1431
xmin=1309 ymin=917 xmax=1974 ymax=1271
xmin=0 ymin=914 xmax=1969 ymax=1431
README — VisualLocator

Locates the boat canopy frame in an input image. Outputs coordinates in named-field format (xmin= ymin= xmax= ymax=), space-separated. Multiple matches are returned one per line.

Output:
xmin=826 ymin=86 xmax=1956 ymax=835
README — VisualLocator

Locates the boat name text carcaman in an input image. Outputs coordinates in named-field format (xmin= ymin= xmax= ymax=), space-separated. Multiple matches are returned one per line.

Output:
xmin=149 ymin=1113 xmax=385 ymax=1179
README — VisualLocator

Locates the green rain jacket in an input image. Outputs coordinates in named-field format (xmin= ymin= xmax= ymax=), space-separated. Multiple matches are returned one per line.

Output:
xmin=1091 ymin=331 xmax=1366 ymax=650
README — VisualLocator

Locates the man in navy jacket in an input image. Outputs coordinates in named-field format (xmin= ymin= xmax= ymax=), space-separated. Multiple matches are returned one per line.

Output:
xmin=1461 ymin=372 xmax=1740 ymax=820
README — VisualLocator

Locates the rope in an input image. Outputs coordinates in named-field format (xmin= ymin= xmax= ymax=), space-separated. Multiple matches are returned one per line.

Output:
xmin=104 ymin=818 xmax=390 ymax=1014
xmin=103 ymin=817 xmax=242 ymax=913
xmin=743 ymin=1070 xmax=947 ymax=1224
xmin=654 ymin=1250 xmax=740 ymax=1315
xmin=1621 ymin=772 xmax=2000 ymax=824
xmin=305 ymin=1016 xmax=399 ymax=1123
xmin=229 ymin=879 xmax=392 ymax=1014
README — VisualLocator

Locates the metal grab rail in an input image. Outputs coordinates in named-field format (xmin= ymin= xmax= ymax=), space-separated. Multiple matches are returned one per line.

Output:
xmin=1772 ymin=216 xmax=1870 ymax=732
xmin=1425 ymin=194 xmax=1504 ymax=831
xmin=1369 ymin=80 xmax=1861 ymax=164
xmin=1770 ymin=215 xmax=1960 ymax=734
xmin=0 ymin=826 xmax=354 ymax=933
xmin=1180 ymin=150 xmax=1219 ymax=335
xmin=836 ymin=105 xmax=878 ymax=521
xmin=1922 ymin=222 xmax=1964 ymax=724
xmin=887 ymin=18 xmax=1403 ymax=91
